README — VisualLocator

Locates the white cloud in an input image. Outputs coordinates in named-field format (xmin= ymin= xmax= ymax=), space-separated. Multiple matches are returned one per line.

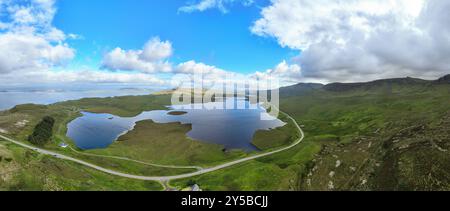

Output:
xmin=0 ymin=0 xmax=75 ymax=74
xmin=174 ymin=60 xmax=298 ymax=89
xmin=0 ymin=69 xmax=167 ymax=85
xmin=176 ymin=60 xmax=228 ymax=76
xmin=251 ymin=0 xmax=450 ymax=82
xmin=173 ymin=60 xmax=238 ymax=88
xmin=179 ymin=0 xmax=254 ymax=13
xmin=140 ymin=37 xmax=173 ymax=61
xmin=0 ymin=21 xmax=8 ymax=29
xmin=0 ymin=33 xmax=74 ymax=73
xmin=251 ymin=60 xmax=302 ymax=84
xmin=101 ymin=37 xmax=173 ymax=73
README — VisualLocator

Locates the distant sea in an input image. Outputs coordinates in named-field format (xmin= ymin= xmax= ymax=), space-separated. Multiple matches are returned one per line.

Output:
xmin=0 ymin=86 xmax=157 ymax=111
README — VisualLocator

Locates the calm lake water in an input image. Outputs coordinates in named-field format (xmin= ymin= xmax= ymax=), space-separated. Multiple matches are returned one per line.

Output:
xmin=66 ymin=98 xmax=285 ymax=151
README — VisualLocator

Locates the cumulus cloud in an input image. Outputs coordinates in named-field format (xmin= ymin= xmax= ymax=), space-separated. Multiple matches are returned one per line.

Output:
xmin=251 ymin=60 xmax=302 ymax=84
xmin=0 ymin=33 xmax=74 ymax=73
xmin=251 ymin=0 xmax=450 ymax=82
xmin=101 ymin=37 xmax=173 ymax=73
xmin=176 ymin=60 xmax=230 ymax=76
xmin=179 ymin=0 xmax=254 ymax=13
xmin=173 ymin=60 xmax=298 ymax=89
xmin=0 ymin=0 xmax=75 ymax=74
xmin=173 ymin=60 xmax=237 ymax=87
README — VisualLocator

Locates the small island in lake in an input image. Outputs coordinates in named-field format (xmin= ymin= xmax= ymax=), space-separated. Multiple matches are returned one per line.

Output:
xmin=168 ymin=111 xmax=188 ymax=116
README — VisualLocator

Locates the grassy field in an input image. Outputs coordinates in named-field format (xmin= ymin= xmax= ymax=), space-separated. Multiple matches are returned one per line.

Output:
xmin=56 ymin=94 xmax=172 ymax=117
xmin=87 ymin=120 xmax=249 ymax=167
xmin=280 ymin=82 xmax=449 ymax=190
xmin=252 ymin=113 xmax=299 ymax=151
xmin=0 ymin=140 xmax=162 ymax=191
xmin=170 ymin=140 xmax=321 ymax=190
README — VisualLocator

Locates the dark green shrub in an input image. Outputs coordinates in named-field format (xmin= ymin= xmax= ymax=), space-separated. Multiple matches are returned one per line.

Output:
xmin=28 ymin=116 xmax=55 ymax=146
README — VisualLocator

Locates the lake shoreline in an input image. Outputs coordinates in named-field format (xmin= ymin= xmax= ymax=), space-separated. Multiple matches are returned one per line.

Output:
xmin=66 ymin=98 xmax=285 ymax=152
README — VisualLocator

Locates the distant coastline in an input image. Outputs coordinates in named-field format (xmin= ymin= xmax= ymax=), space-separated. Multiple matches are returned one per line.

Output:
xmin=0 ymin=88 xmax=156 ymax=111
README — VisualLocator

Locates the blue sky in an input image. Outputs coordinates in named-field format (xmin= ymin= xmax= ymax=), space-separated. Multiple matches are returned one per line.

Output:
xmin=54 ymin=0 xmax=294 ymax=74
xmin=0 ymin=0 xmax=447 ymax=87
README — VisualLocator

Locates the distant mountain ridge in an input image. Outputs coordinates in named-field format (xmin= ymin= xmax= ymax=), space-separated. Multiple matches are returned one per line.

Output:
xmin=279 ymin=83 xmax=324 ymax=97
xmin=436 ymin=74 xmax=450 ymax=84
xmin=280 ymin=74 xmax=449 ymax=95
xmin=323 ymin=77 xmax=430 ymax=92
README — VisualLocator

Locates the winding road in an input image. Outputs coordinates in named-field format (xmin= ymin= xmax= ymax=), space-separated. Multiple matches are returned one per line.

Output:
xmin=0 ymin=110 xmax=304 ymax=184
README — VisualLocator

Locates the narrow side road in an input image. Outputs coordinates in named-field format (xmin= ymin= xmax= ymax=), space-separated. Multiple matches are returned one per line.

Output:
xmin=67 ymin=146 xmax=203 ymax=170
xmin=0 ymin=110 xmax=305 ymax=184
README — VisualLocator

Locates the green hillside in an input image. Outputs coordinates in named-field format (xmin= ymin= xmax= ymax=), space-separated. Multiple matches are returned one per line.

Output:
xmin=0 ymin=75 xmax=449 ymax=191
xmin=278 ymin=75 xmax=450 ymax=190
xmin=173 ymin=75 xmax=450 ymax=190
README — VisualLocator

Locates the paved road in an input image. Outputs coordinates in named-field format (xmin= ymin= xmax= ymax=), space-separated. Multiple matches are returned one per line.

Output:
xmin=0 ymin=110 xmax=304 ymax=182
